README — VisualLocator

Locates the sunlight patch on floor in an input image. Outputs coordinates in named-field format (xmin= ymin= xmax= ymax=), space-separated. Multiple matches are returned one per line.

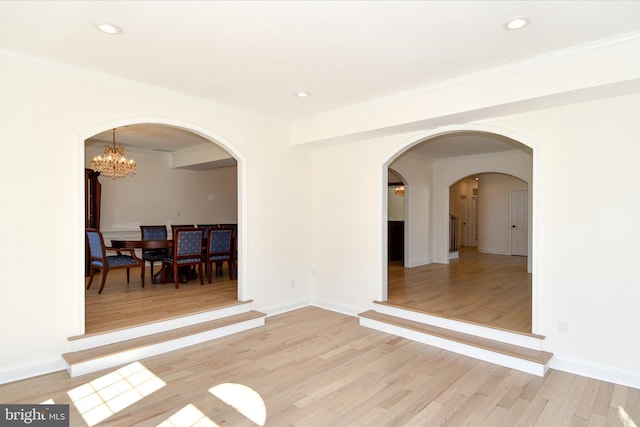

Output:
xmin=618 ymin=406 xmax=638 ymax=427
xmin=209 ymin=383 xmax=266 ymax=426
xmin=67 ymin=362 xmax=166 ymax=426
xmin=159 ymin=404 xmax=219 ymax=427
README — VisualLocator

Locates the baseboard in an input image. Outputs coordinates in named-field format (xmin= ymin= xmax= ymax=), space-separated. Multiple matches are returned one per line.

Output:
xmin=258 ymin=298 xmax=311 ymax=317
xmin=0 ymin=357 xmax=66 ymax=385
xmin=405 ymin=258 xmax=433 ymax=268
xmin=550 ymin=356 xmax=640 ymax=389
xmin=310 ymin=297 xmax=364 ymax=317
xmin=477 ymin=248 xmax=510 ymax=255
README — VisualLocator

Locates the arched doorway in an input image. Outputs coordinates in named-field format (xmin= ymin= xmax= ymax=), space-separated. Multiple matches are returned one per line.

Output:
xmin=383 ymin=126 xmax=538 ymax=334
xmin=77 ymin=118 xmax=248 ymax=336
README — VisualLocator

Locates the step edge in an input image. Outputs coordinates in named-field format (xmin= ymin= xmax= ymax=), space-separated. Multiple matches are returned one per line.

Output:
xmin=70 ymin=300 xmax=254 ymax=341
xmin=370 ymin=304 xmax=544 ymax=351
xmin=373 ymin=301 xmax=545 ymax=339
xmin=63 ymin=311 xmax=265 ymax=365
xmin=360 ymin=316 xmax=550 ymax=376
xmin=66 ymin=317 xmax=265 ymax=377
xmin=360 ymin=310 xmax=553 ymax=364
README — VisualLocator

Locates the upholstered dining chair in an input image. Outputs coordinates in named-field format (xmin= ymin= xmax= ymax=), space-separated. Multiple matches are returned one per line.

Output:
xmin=86 ymin=228 xmax=145 ymax=294
xmin=197 ymin=224 xmax=217 ymax=238
xmin=205 ymin=227 xmax=235 ymax=282
xmin=170 ymin=224 xmax=194 ymax=237
xmin=162 ymin=227 xmax=204 ymax=289
xmin=140 ymin=225 xmax=168 ymax=280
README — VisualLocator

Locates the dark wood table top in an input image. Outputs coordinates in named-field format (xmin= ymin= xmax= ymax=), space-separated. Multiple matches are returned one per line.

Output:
xmin=110 ymin=239 xmax=173 ymax=250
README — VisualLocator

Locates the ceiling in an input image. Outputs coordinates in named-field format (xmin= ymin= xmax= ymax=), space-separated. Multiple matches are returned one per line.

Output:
xmin=3 ymin=1 xmax=640 ymax=154
xmin=406 ymin=132 xmax=531 ymax=160
xmin=86 ymin=124 xmax=215 ymax=153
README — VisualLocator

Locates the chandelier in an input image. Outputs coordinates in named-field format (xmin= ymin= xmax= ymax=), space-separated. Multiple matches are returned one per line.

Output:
xmin=394 ymin=185 xmax=405 ymax=196
xmin=91 ymin=128 xmax=137 ymax=179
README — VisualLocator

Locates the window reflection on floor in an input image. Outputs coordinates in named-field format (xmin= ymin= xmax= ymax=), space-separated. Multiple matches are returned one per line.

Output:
xmin=209 ymin=383 xmax=266 ymax=426
xmin=159 ymin=404 xmax=219 ymax=427
xmin=67 ymin=362 xmax=166 ymax=426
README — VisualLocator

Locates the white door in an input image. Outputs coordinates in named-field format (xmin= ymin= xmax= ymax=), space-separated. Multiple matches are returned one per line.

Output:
xmin=510 ymin=190 xmax=528 ymax=256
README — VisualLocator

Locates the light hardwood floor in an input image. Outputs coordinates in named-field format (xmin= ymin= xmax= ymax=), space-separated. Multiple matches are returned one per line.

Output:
xmin=2 ymin=307 xmax=638 ymax=426
xmin=84 ymin=267 xmax=238 ymax=335
xmin=388 ymin=247 xmax=532 ymax=334
xmin=85 ymin=246 xmax=530 ymax=336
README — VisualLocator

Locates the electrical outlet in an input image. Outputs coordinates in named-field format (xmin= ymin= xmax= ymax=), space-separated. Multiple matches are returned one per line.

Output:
xmin=558 ymin=320 xmax=569 ymax=334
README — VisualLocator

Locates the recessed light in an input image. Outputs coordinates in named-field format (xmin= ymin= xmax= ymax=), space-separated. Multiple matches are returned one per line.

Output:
xmin=504 ymin=16 xmax=530 ymax=31
xmin=97 ymin=22 xmax=122 ymax=35
xmin=295 ymin=91 xmax=310 ymax=98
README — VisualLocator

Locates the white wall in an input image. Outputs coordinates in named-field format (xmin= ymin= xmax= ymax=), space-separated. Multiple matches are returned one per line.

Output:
xmin=0 ymin=54 xmax=311 ymax=382
xmin=432 ymin=151 xmax=532 ymax=264
xmin=387 ymin=187 xmax=404 ymax=221
xmin=449 ymin=177 xmax=477 ymax=247
xmin=388 ymin=154 xmax=434 ymax=267
xmin=476 ymin=173 xmax=528 ymax=255
xmin=85 ymin=144 xmax=238 ymax=233
xmin=389 ymin=150 xmax=532 ymax=267
xmin=301 ymin=34 xmax=640 ymax=388
xmin=307 ymin=95 xmax=640 ymax=387
xmin=482 ymin=94 xmax=640 ymax=385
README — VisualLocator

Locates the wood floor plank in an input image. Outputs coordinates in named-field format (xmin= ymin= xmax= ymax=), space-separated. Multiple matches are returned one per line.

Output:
xmin=388 ymin=246 xmax=532 ymax=333
xmin=84 ymin=267 xmax=238 ymax=335
xmin=86 ymin=246 xmax=528 ymax=340
xmin=3 ymin=307 xmax=637 ymax=426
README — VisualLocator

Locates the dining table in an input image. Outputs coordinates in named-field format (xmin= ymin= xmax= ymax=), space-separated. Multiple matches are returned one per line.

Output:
xmin=110 ymin=239 xmax=174 ymax=251
xmin=110 ymin=238 xmax=209 ymax=284
xmin=110 ymin=239 xmax=177 ymax=284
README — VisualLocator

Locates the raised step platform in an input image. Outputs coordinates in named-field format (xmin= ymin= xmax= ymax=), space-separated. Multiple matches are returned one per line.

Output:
xmin=359 ymin=307 xmax=553 ymax=377
xmin=63 ymin=308 xmax=266 ymax=377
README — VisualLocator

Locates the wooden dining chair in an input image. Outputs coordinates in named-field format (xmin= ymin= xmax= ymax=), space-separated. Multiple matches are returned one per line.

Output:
xmin=162 ymin=228 xmax=205 ymax=289
xmin=205 ymin=227 xmax=235 ymax=282
xmin=140 ymin=225 xmax=168 ymax=280
xmin=86 ymin=228 xmax=145 ymax=294
xmin=170 ymin=224 xmax=194 ymax=237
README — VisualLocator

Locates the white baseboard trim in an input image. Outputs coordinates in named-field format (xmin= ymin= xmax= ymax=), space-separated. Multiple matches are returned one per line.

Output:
xmin=550 ymin=356 xmax=640 ymax=389
xmin=477 ymin=248 xmax=510 ymax=256
xmin=258 ymin=298 xmax=311 ymax=317
xmin=0 ymin=357 xmax=66 ymax=385
xmin=448 ymin=251 xmax=459 ymax=260
xmin=405 ymin=258 xmax=433 ymax=268
xmin=310 ymin=297 xmax=364 ymax=317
